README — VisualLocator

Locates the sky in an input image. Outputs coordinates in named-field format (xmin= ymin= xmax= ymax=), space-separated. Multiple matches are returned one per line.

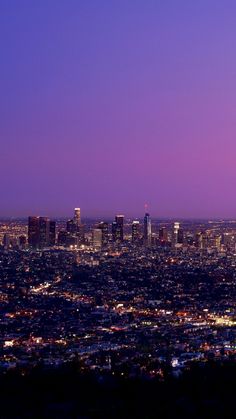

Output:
xmin=1 ymin=0 xmax=236 ymax=218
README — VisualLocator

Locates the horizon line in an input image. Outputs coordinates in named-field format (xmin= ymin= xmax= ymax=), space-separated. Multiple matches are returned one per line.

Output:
xmin=1 ymin=215 xmax=236 ymax=222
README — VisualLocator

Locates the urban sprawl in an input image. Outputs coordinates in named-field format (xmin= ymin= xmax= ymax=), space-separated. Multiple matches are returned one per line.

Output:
xmin=0 ymin=208 xmax=236 ymax=378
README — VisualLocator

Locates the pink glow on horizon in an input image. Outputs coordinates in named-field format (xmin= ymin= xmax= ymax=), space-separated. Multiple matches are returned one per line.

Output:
xmin=1 ymin=1 xmax=236 ymax=217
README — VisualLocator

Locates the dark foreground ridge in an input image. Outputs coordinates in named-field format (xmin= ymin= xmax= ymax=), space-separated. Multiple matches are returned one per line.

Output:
xmin=1 ymin=360 xmax=235 ymax=418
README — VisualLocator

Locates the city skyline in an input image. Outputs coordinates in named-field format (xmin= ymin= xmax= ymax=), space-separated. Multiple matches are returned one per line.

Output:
xmin=1 ymin=2 xmax=236 ymax=416
xmin=2 ymin=1 xmax=236 ymax=217
xmin=3 ymin=209 xmax=236 ymax=220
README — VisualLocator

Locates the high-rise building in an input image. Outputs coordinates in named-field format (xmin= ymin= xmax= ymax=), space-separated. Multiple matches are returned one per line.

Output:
xmin=38 ymin=217 xmax=50 ymax=247
xmin=116 ymin=215 xmax=124 ymax=242
xmin=159 ymin=227 xmax=168 ymax=243
xmin=132 ymin=220 xmax=140 ymax=243
xmin=57 ymin=230 xmax=68 ymax=246
xmin=112 ymin=215 xmax=124 ymax=243
xmin=144 ymin=213 xmax=151 ymax=246
xmin=98 ymin=222 xmax=109 ymax=246
xmin=112 ymin=222 xmax=118 ymax=242
xmin=172 ymin=222 xmax=180 ymax=247
xmin=77 ymin=223 xmax=85 ymax=244
xmin=49 ymin=221 xmax=56 ymax=246
xmin=177 ymin=228 xmax=184 ymax=244
xmin=74 ymin=208 xmax=81 ymax=226
xmin=28 ymin=216 xmax=52 ymax=248
xmin=73 ymin=208 xmax=85 ymax=243
xmin=172 ymin=222 xmax=184 ymax=246
xmin=28 ymin=216 xmax=40 ymax=247
xmin=92 ymin=228 xmax=103 ymax=249
xmin=67 ymin=219 xmax=77 ymax=234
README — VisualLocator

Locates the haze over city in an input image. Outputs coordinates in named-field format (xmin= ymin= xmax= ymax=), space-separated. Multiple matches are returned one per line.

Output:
xmin=1 ymin=0 xmax=236 ymax=218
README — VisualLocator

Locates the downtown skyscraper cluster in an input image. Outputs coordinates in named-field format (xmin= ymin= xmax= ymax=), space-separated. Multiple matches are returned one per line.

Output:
xmin=27 ymin=208 xmax=153 ymax=249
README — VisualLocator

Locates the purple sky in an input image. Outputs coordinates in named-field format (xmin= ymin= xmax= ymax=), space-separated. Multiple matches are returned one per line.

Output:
xmin=1 ymin=0 xmax=236 ymax=218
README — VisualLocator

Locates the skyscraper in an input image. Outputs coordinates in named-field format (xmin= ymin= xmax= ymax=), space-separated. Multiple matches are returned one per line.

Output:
xmin=112 ymin=221 xmax=118 ymax=242
xmin=112 ymin=215 xmax=124 ymax=243
xmin=28 ymin=216 xmax=40 ymax=247
xmin=132 ymin=220 xmax=140 ymax=243
xmin=172 ymin=222 xmax=179 ymax=247
xmin=57 ymin=230 xmax=68 ymax=246
xmin=92 ymin=228 xmax=103 ymax=249
xmin=74 ymin=208 xmax=81 ymax=226
xmin=159 ymin=227 xmax=168 ymax=243
xmin=143 ymin=213 xmax=151 ymax=246
xmin=177 ymin=227 xmax=184 ymax=244
xmin=98 ymin=222 xmax=109 ymax=246
xmin=73 ymin=207 xmax=84 ymax=243
xmin=67 ymin=219 xmax=77 ymax=234
xmin=49 ymin=221 xmax=56 ymax=246
xmin=172 ymin=222 xmax=184 ymax=246
xmin=38 ymin=217 xmax=50 ymax=247
xmin=28 ymin=216 xmax=52 ymax=248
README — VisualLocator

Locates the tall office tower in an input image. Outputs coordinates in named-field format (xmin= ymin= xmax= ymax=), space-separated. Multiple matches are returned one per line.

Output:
xmin=132 ymin=220 xmax=140 ymax=243
xmin=38 ymin=217 xmax=50 ymax=247
xmin=143 ymin=213 xmax=152 ymax=246
xmin=112 ymin=221 xmax=118 ymax=242
xmin=159 ymin=227 xmax=168 ymax=243
xmin=172 ymin=222 xmax=184 ymax=246
xmin=57 ymin=230 xmax=68 ymax=246
xmin=92 ymin=228 xmax=103 ymax=249
xmin=77 ymin=223 xmax=85 ymax=243
xmin=28 ymin=216 xmax=51 ymax=248
xmin=177 ymin=228 xmax=184 ymax=244
xmin=28 ymin=216 xmax=40 ymax=247
xmin=74 ymin=208 xmax=81 ymax=226
xmin=74 ymin=208 xmax=84 ymax=243
xmin=49 ymin=221 xmax=56 ymax=246
xmin=116 ymin=215 xmax=124 ymax=241
xmin=67 ymin=219 xmax=77 ymax=234
xmin=112 ymin=215 xmax=124 ymax=243
xmin=98 ymin=222 xmax=109 ymax=246
xmin=172 ymin=222 xmax=180 ymax=246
